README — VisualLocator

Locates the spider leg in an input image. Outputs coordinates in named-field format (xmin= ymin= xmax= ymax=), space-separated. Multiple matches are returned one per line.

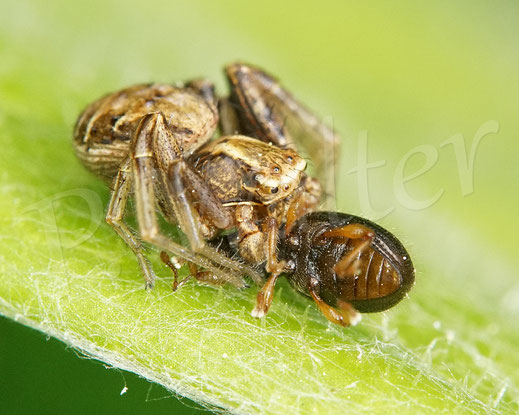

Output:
xmin=187 ymin=262 xmax=228 ymax=287
xmin=130 ymin=113 xmax=261 ymax=288
xmin=130 ymin=113 xmax=250 ymax=288
xmin=167 ymin=159 xmax=264 ymax=285
xmin=250 ymin=216 xmax=287 ymax=318
xmin=218 ymin=97 xmax=241 ymax=136
xmin=106 ymin=157 xmax=157 ymax=289
xmin=225 ymin=63 xmax=339 ymax=209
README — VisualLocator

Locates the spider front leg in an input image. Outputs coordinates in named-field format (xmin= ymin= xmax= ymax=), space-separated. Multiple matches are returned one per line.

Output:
xmin=251 ymin=216 xmax=287 ymax=318
xmin=131 ymin=113 xmax=253 ymax=288
xmin=106 ymin=157 xmax=156 ymax=289
xmin=167 ymin=160 xmax=263 ymax=286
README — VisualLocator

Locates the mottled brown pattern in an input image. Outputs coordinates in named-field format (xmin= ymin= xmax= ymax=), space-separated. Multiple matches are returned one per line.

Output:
xmin=225 ymin=63 xmax=339 ymax=206
xmin=74 ymin=83 xmax=218 ymax=180
xmin=72 ymin=64 xmax=330 ymax=291
xmin=192 ymin=135 xmax=307 ymax=205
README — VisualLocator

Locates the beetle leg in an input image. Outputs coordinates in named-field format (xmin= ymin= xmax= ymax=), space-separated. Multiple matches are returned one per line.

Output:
xmin=308 ymin=278 xmax=361 ymax=326
xmin=106 ymin=157 xmax=157 ymax=289
xmin=131 ymin=113 xmax=250 ymax=288
xmin=321 ymin=223 xmax=375 ymax=240
xmin=167 ymin=160 xmax=264 ymax=285
xmin=321 ymin=224 xmax=375 ymax=278
xmin=335 ymin=239 xmax=372 ymax=277
xmin=251 ymin=271 xmax=280 ymax=318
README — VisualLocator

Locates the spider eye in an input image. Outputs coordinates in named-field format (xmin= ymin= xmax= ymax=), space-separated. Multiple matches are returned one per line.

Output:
xmin=271 ymin=187 xmax=279 ymax=194
xmin=287 ymin=156 xmax=293 ymax=163
xmin=272 ymin=166 xmax=280 ymax=173
xmin=283 ymin=185 xmax=290 ymax=191
xmin=288 ymin=236 xmax=299 ymax=247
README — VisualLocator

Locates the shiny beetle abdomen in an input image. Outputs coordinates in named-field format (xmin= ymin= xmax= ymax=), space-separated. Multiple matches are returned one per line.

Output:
xmin=281 ymin=211 xmax=415 ymax=313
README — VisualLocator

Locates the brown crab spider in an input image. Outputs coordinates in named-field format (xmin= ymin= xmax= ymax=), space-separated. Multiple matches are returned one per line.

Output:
xmin=74 ymin=64 xmax=339 ymax=290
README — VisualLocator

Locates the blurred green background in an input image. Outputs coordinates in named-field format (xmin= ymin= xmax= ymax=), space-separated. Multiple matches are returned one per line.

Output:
xmin=1 ymin=0 xmax=518 ymax=414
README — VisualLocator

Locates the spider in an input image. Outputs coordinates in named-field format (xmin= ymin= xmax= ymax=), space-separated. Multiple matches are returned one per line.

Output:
xmin=73 ymin=63 xmax=338 ymax=289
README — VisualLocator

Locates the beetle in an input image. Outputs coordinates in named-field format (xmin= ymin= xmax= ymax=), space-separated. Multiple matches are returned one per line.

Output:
xmin=251 ymin=211 xmax=415 ymax=326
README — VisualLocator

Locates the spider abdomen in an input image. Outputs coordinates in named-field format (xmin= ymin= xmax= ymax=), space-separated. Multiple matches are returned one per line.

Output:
xmin=73 ymin=83 xmax=218 ymax=180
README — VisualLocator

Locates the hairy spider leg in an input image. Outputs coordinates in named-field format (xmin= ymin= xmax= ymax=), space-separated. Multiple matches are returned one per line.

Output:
xmin=167 ymin=158 xmax=263 ymax=286
xmin=251 ymin=217 xmax=288 ymax=318
xmin=106 ymin=157 xmax=157 ymax=289
xmin=130 ymin=112 xmax=255 ymax=288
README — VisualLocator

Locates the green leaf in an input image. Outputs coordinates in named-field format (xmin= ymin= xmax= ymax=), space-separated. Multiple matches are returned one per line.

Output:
xmin=1 ymin=1 xmax=518 ymax=414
